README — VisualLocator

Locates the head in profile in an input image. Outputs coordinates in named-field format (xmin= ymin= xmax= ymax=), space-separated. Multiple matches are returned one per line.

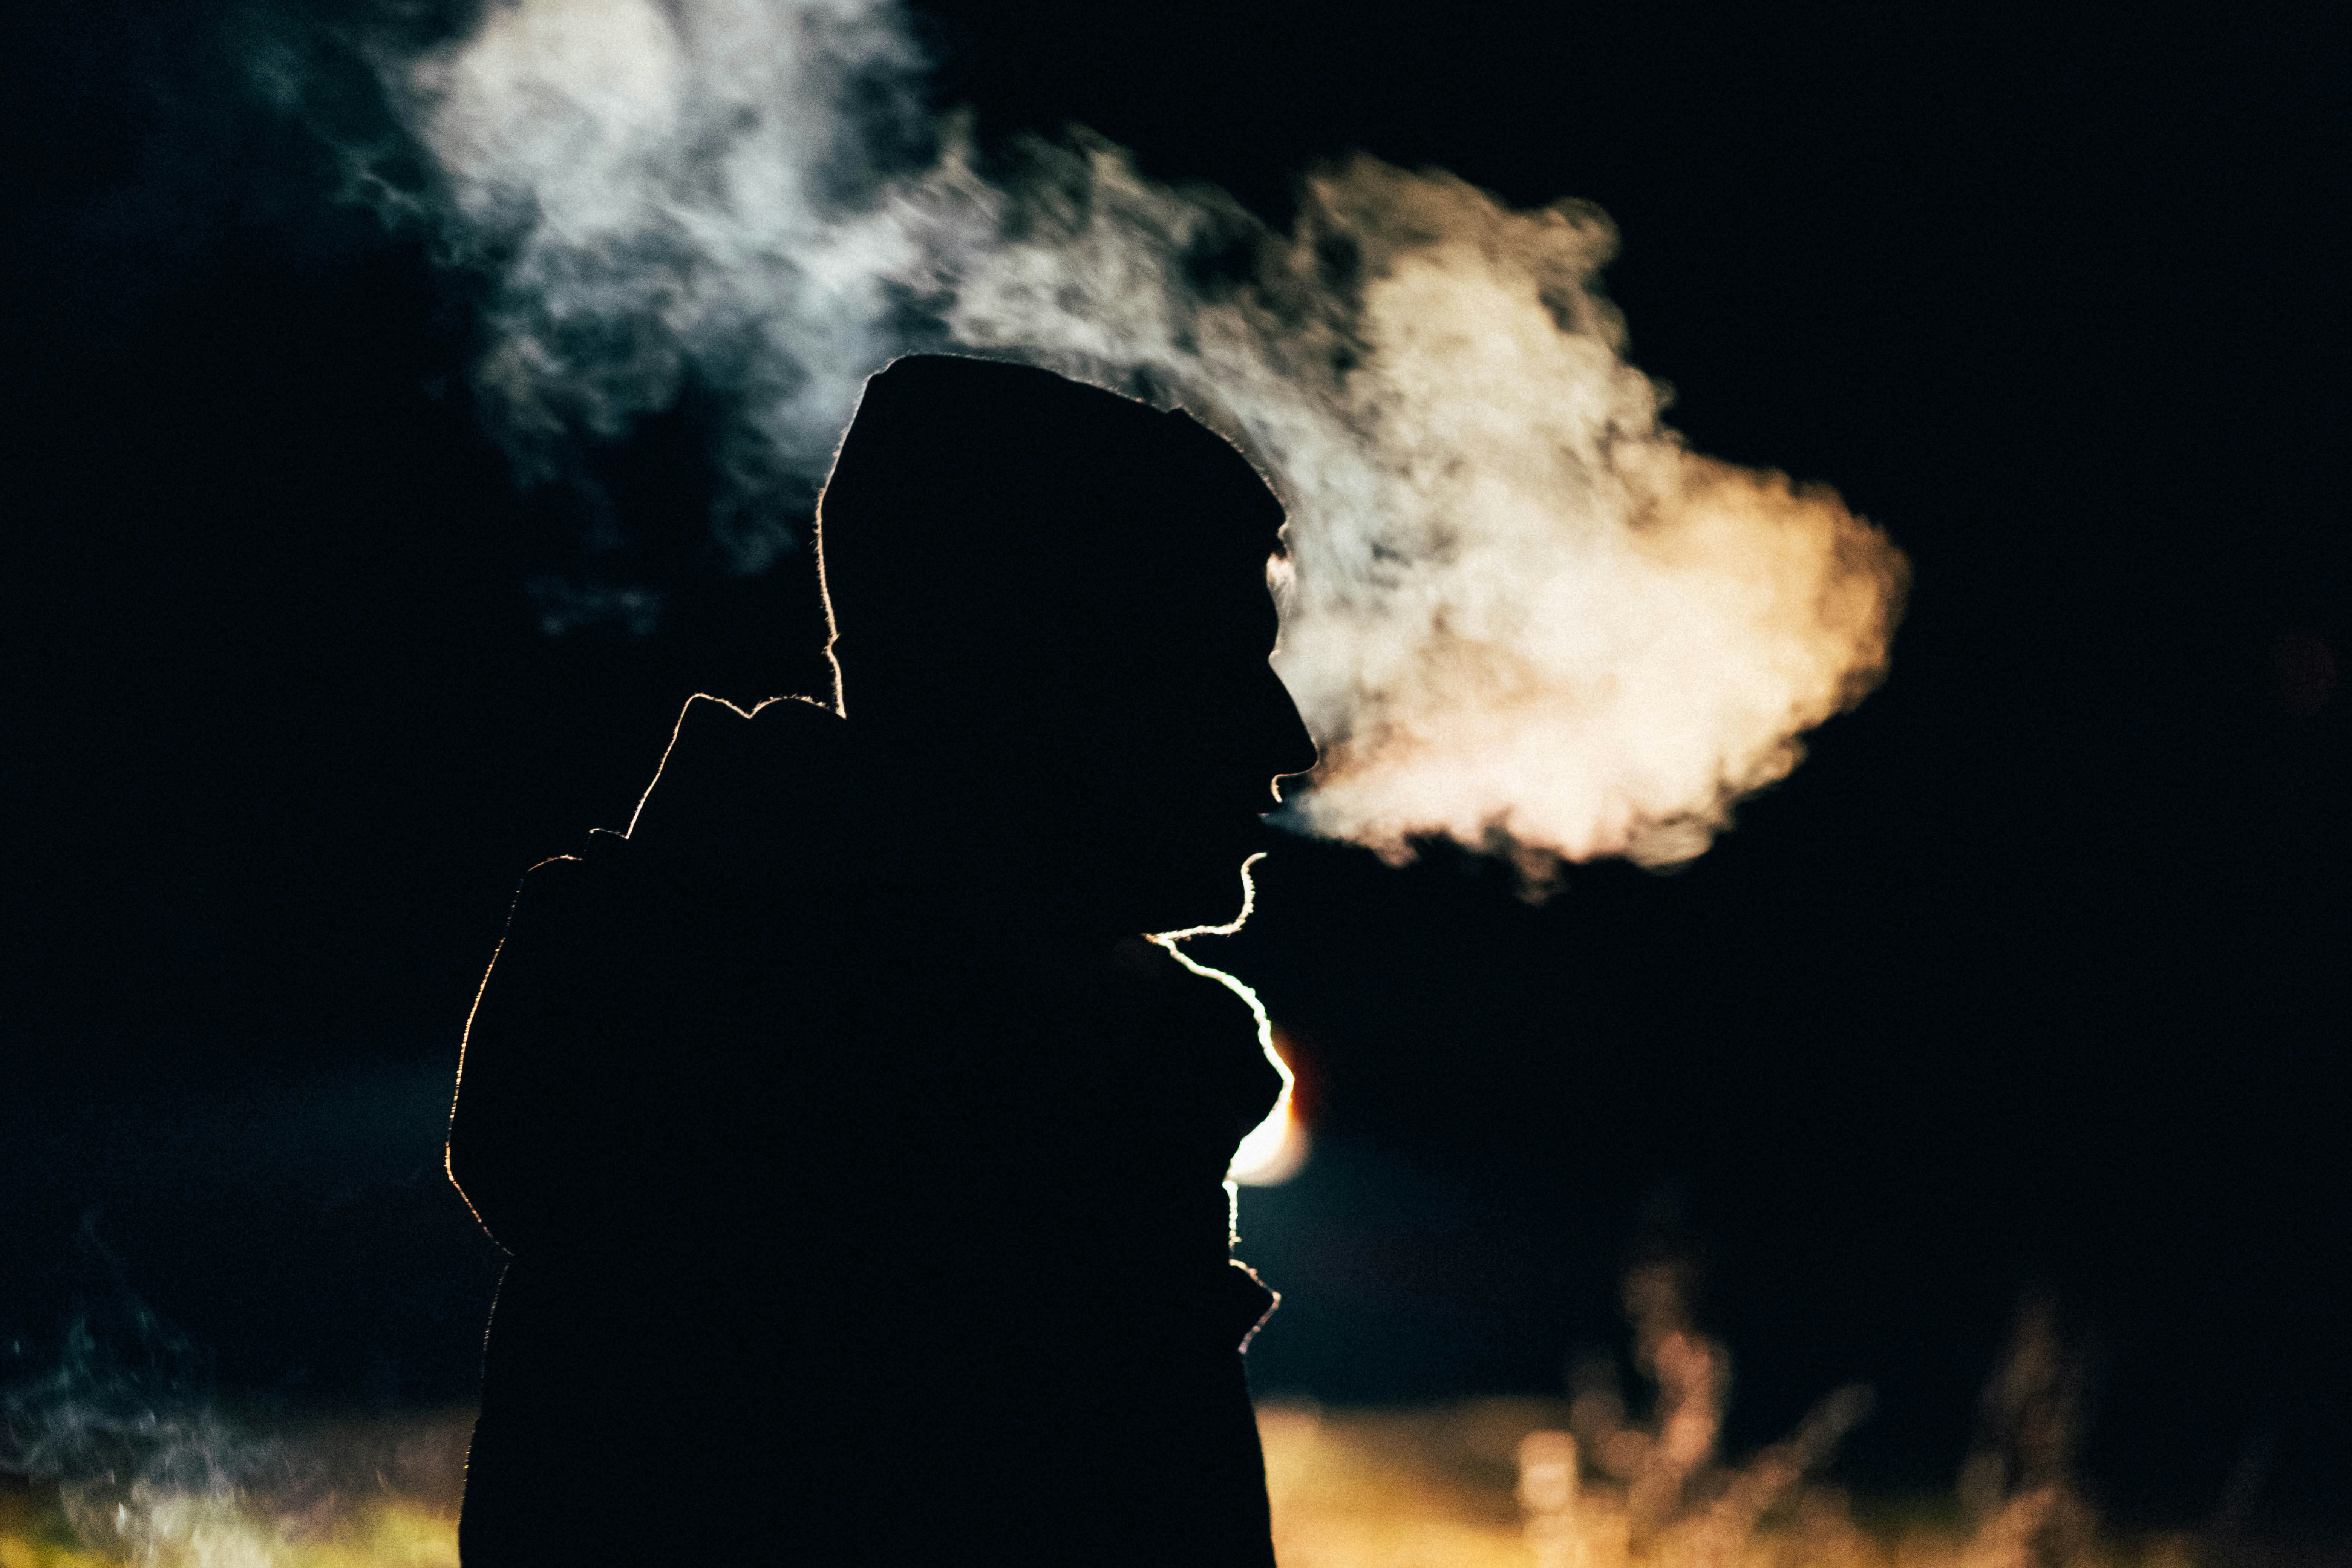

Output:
xmin=815 ymin=355 xmax=1317 ymax=937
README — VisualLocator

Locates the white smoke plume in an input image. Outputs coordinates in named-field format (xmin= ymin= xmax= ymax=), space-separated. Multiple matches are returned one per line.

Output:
xmin=391 ymin=0 xmax=1908 ymax=873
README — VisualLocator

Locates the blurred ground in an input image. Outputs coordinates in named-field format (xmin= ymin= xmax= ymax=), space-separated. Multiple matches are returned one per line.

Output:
xmin=6 ymin=1400 xmax=2318 ymax=1568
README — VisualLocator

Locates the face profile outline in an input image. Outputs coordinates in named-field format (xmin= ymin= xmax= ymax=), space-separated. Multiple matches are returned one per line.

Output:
xmin=810 ymin=354 xmax=1318 ymax=937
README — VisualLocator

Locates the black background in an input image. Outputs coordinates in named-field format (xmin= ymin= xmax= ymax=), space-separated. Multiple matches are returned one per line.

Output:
xmin=3 ymin=0 xmax=2345 ymax=1538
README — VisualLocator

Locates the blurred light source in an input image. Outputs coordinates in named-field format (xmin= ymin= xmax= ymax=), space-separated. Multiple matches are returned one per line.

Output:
xmin=1229 ymin=1036 xmax=1310 ymax=1187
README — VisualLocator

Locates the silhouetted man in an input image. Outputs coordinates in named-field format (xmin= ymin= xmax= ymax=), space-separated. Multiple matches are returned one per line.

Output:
xmin=447 ymin=356 xmax=1317 ymax=1566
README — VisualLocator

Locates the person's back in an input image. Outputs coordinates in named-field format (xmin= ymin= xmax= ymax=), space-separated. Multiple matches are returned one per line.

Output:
xmin=447 ymin=357 xmax=1315 ymax=1564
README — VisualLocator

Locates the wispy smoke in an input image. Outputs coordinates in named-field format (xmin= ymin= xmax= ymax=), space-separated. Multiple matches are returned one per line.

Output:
xmin=4 ymin=1301 xmax=471 ymax=1565
xmin=4 ymin=1307 xmax=270 ymax=1565
xmin=386 ymin=0 xmax=1908 ymax=872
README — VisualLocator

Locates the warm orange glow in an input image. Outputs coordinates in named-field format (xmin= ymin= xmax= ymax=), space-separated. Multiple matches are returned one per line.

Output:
xmin=0 ymin=1286 xmax=2192 ymax=1568
xmin=1256 ymin=1278 xmax=2158 ymax=1568
xmin=1225 ymin=1069 xmax=1309 ymax=1187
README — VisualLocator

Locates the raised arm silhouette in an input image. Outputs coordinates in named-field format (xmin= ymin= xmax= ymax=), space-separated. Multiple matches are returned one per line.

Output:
xmin=446 ymin=355 xmax=1318 ymax=1566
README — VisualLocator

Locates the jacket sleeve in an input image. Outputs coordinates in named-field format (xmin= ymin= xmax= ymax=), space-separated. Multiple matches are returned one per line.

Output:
xmin=446 ymin=854 xmax=601 ymax=1254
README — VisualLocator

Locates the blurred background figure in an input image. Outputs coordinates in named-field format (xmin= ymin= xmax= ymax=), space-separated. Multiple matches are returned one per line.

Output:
xmin=1518 ymin=1429 xmax=1582 ymax=1568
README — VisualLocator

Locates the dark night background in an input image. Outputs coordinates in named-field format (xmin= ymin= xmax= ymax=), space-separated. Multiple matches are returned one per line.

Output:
xmin=4 ymin=0 xmax=2345 ymax=1542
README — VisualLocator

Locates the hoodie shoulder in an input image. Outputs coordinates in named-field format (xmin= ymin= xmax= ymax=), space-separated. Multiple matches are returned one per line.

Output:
xmin=622 ymin=693 xmax=854 ymax=876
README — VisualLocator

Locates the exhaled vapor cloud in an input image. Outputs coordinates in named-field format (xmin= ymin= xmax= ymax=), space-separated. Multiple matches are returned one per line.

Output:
xmin=394 ymin=0 xmax=1908 ymax=873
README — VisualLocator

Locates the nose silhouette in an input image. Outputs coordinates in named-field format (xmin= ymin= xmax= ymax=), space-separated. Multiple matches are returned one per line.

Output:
xmin=1259 ymin=661 xmax=1317 ymax=804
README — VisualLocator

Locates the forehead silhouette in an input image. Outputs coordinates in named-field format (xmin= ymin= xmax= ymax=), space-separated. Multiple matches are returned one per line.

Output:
xmin=818 ymin=356 xmax=1284 ymax=683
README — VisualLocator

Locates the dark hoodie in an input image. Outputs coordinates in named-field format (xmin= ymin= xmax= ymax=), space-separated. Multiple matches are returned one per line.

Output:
xmin=449 ymin=692 xmax=1283 ymax=1566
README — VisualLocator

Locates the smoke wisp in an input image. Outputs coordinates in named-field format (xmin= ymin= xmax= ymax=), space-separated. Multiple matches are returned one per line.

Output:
xmin=386 ymin=0 xmax=1908 ymax=873
xmin=2 ymin=1302 xmax=471 ymax=1568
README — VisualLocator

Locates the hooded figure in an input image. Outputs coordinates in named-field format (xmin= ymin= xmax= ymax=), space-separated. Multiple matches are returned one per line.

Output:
xmin=447 ymin=357 xmax=1318 ymax=1566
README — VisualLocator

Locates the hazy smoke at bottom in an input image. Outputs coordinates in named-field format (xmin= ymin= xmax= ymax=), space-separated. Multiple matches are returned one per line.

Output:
xmin=387 ymin=0 xmax=1908 ymax=874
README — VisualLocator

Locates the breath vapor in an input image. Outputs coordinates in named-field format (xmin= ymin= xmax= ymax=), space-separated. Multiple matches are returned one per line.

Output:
xmin=389 ymin=0 xmax=1908 ymax=874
